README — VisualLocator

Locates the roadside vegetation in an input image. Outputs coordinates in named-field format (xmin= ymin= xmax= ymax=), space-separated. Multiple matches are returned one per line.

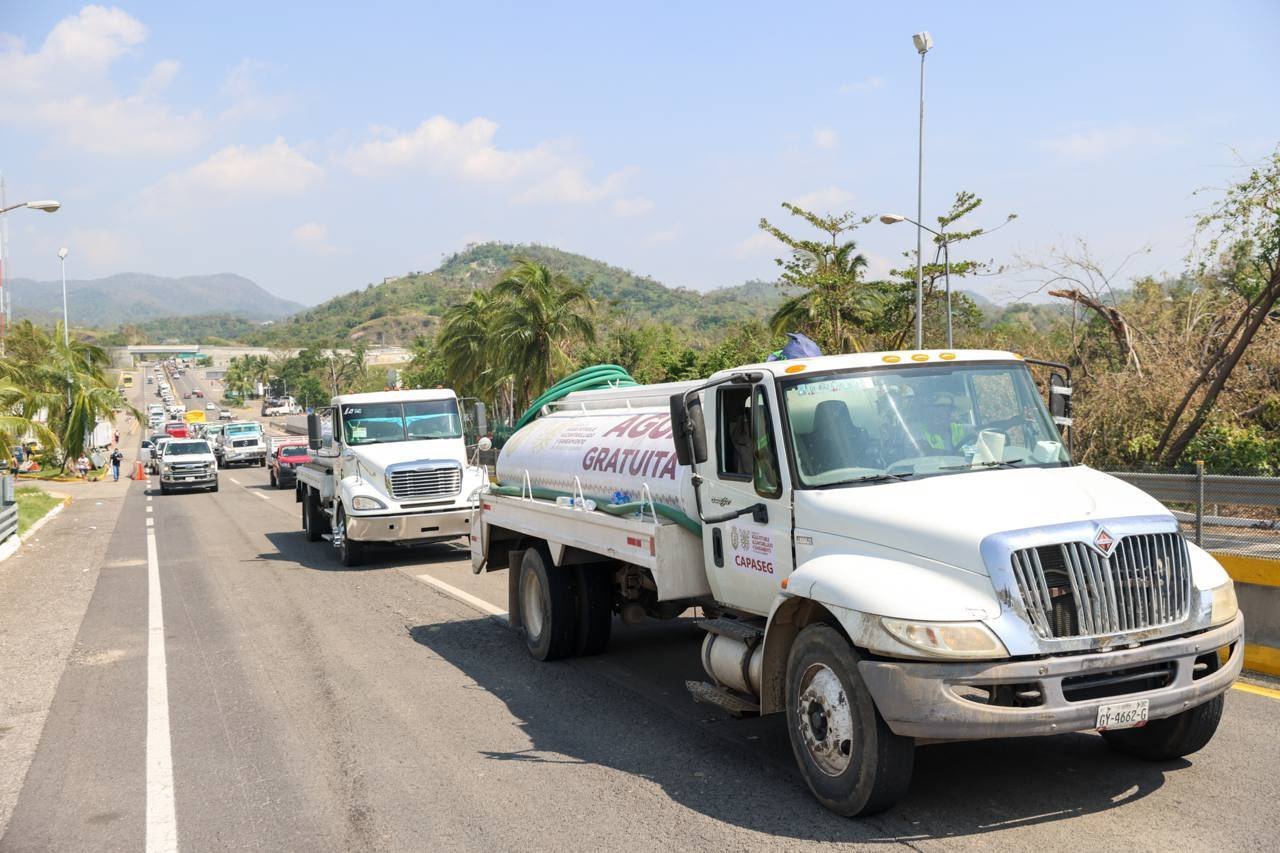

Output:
xmin=15 ymin=486 xmax=62 ymax=535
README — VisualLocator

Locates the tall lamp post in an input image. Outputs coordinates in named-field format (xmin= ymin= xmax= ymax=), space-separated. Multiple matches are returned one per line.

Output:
xmin=0 ymin=197 xmax=61 ymax=341
xmin=911 ymin=31 xmax=933 ymax=350
xmin=57 ymin=247 xmax=70 ymax=347
xmin=881 ymin=213 xmax=952 ymax=347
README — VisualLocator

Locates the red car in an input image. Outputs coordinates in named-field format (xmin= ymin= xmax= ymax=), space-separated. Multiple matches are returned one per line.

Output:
xmin=269 ymin=443 xmax=311 ymax=489
xmin=164 ymin=421 xmax=189 ymax=439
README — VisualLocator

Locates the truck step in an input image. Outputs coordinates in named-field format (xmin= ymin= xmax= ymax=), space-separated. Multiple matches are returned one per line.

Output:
xmin=695 ymin=618 xmax=764 ymax=647
xmin=685 ymin=680 xmax=760 ymax=717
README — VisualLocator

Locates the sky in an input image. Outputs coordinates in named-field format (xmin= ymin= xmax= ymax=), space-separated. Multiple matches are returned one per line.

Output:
xmin=1 ymin=1 xmax=1277 ymax=307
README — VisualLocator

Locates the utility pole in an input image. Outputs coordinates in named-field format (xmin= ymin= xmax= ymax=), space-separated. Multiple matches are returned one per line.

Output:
xmin=912 ymin=32 xmax=933 ymax=350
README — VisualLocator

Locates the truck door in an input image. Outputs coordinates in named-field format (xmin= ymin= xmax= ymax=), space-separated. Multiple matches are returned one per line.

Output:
xmin=701 ymin=382 xmax=794 ymax=615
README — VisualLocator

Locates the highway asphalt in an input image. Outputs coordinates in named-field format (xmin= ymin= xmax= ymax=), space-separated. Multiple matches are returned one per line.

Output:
xmin=1 ymin=366 xmax=1277 ymax=851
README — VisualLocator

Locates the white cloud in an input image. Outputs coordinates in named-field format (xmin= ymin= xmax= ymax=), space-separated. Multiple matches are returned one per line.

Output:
xmin=789 ymin=186 xmax=853 ymax=212
xmin=0 ymin=6 xmax=206 ymax=156
xmin=67 ymin=227 xmax=136 ymax=270
xmin=730 ymin=231 xmax=780 ymax=259
xmin=812 ymin=128 xmax=839 ymax=150
xmin=343 ymin=114 xmax=640 ymax=210
xmin=291 ymin=221 xmax=337 ymax=255
xmin=838 ymin=76 xmax=884 ymax=94
xmin=141 ymin=138 xmax=322 ymax=206
xmin=1042 ymin=126 xmax=1176 ymax=160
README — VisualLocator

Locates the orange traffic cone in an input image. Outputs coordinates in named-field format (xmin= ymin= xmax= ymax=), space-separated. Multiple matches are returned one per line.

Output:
xmin=129 ymin=460 xmax=147 ymax=480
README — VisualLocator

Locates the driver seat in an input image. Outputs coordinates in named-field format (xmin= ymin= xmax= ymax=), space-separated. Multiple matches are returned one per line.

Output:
xmin=810 ymin=400 xmax=864 ymax=474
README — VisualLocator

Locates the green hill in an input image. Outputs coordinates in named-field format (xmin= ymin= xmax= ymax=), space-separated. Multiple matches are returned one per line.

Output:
xmin=240 ymin=242 xmax=786 ymax=346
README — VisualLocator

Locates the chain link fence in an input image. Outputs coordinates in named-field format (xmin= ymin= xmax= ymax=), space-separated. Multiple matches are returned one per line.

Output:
xmin=1101 ymin=463 xmax=1280 ymax=560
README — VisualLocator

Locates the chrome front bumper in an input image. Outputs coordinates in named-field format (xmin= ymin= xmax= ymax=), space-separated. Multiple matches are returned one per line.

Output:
xmin=345 ymin=507 xmax=472 ymax=543
xmin=859 ymin=613 xmax=1244 ymax=740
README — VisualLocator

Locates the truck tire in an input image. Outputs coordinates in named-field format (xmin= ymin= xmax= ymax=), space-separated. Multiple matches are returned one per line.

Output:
xmin=519 ymin=546 xmax=575 ymax=661
xmin=334 ymin=505 xmax=364 ymax=567
xmin=785 ymin=624 xmax=914 ymax=817
xmin=1102 ymin=694 xmax=1224 ymax=760
xmin=159 ymin=483 xmax=170 ymax=495
xmin=269 ymin=469 xmax=277 ymax=487
xmin=573 ymin=563 xmax=613 ymax=657
xmin=303 ymin=488 xmax=323 ymax=542
xmin=209 ymin=480 xmax=219 ymax=493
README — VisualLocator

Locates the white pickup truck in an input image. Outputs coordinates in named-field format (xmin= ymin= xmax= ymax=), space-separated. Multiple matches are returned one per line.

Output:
xmin=470 ymin=349 xmax=1244 ymax=816
xmin=158 ymin=437 xmax=219 ymax=494
xmin=295 ymin=389 xmax=488 ymax=566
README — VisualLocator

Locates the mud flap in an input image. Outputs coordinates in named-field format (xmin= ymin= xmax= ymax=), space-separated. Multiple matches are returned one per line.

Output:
xmin=507 ymin=549 xmax=527 ymax=632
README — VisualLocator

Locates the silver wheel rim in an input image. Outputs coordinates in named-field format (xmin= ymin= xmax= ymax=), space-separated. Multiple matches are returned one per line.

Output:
xmin=521 ymin=567 xmax=545 ymax=641
xmin=333 ymin=510 xmax=345 ymax=551
xmin=796 ymin=662 xmax=855 ymax=776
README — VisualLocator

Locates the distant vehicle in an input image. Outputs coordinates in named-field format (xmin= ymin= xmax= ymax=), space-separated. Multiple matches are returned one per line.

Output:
xmin=203 ymin=423 xmax=224 ymax=446
xmin=193 ymin=389 xmax=204 ymax=398
xmin=158 ymin=439 xmax=218 ymax=494
xmin=183 ymin=392 xmax=192 ymax=399
xmin=217 ymin=421 xmax=266 ymax=467
xmin=269 ymin=442 xmax=310 ymax=489
xmin=219 ymin=409 xmax=234 ymax=420
xmin=145 ymin=376 xmax=153 ymax=384
xmin=122 ymin=375 xmax=135 ymax=389
xmin=148 ymin=436 xmax=172 ymax=473
xmin=164 ymin=421 xmax=189 ymax=439
xmin=205 ymin=402 xmax=218 ymax=410
xmin=184 ymin=410 xmax=206 ymax=424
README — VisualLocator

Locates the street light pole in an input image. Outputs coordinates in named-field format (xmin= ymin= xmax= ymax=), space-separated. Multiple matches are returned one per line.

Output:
xmin=58 ymin=247 xmax=70 ymax=348
xmin=912 ymin=32 xmax=933 ymax=351
xmin=0 ymin=194 xmax=61 ymax=347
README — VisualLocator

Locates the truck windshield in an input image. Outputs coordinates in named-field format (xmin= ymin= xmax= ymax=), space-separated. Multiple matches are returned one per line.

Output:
xmin=225 ymin=424 xmax=262 ymax=436
xmin=781 ymin=362 xmax=1070 ymax=488
xmin=341 ymin=400 xmax=462 ymax=446
xmin=164 ymin=441 xmax=210 ymax=456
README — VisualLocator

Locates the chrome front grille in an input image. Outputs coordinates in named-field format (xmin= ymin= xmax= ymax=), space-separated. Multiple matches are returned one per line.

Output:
xmin=388 ymin=464 xmax=461 ymax=500
xmin=170 ymin=462 xmax=210 ymax=475
xmin=1011 ymin=532 xmax=1191 ymax=639
xmin=232 ymin=439 xmax=257 ymax=448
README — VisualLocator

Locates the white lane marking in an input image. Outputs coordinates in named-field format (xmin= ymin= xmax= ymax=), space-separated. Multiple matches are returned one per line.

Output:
xmin=146 ymin=518 xmax=154 ymax=527
xmin=228 ymin=477 xmax=241 ymax=485
xmin=253 ymin=492 xmax=270 ymax=502
xmin=412 ymin=573 xmax=508 ymax=623
xmin=145 ymin=521 xmax=178 ymax=851
xmin=146 ymin=506 xmax=153 ymax=513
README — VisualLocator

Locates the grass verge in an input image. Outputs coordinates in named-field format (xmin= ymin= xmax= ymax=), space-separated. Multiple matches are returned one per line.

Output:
xmin=16 ymin=487 xmax=63 ymax=535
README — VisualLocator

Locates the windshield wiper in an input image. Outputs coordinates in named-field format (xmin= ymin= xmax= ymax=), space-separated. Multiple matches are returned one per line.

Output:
xmin=824 ymin=471 xmax=916 ymax=487
xmin=939 ymin=460 xmax=1022 ymax=471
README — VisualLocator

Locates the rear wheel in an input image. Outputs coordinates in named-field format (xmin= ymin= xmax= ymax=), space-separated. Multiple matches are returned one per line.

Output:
xmin=269 ymin=469 xmax=277 ymax=487
xmin=302 ymin=488 xmax=323 ymax=542
xmin=1102 ymin=695 xmax=1224 ymax=760
xmin=573 ymin=563 xmax=614 ymax=656
xmin=333 ymin=505 xmax=364 ymax=567
xmin=519 ymin=546 xmax=575 ymax=661
xmin=785 ymin=625 xmax=914 ymax=817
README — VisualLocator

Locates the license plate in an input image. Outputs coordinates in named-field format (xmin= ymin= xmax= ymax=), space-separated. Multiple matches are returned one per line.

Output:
xmin=1096 ymin=699 xmax=1149 ymax=730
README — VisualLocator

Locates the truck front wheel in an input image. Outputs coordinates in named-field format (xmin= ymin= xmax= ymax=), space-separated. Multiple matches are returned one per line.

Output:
xmin=334 ymin=505 xmax=364 ymax=567
xmin=785 ymin=625 xmax=914 ymax=817
xmin=519 ymin=547 xmax=575 ymax=661
xmin=1102 ymin=694 xmax=1224 ymax=760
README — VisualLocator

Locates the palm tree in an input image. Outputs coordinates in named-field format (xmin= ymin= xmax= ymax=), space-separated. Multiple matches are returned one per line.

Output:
xmin=768 ymin=241 xmax=884 ymax=353
xmin=490 ymin=260 xmax=596 ymax=410
xmin=437 ymin=289 xmax=501 ymax=395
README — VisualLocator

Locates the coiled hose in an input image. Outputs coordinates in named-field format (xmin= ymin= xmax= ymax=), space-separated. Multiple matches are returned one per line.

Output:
xmin=513 ymin=364 xmax=637 ymax=430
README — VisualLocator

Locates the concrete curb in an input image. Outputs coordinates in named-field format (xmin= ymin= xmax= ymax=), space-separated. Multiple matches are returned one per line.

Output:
xmin=0 ymin=495 xmax=72 ymax=565
xmin=1212 ymin=552 xmax=1280 ymax=678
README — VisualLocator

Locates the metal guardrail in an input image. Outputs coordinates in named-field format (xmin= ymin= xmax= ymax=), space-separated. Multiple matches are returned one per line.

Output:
xmin=1 ymin=474 xmax=17 ymax=543
xmin=1109 ymin=470 xmax=1280 ymax=508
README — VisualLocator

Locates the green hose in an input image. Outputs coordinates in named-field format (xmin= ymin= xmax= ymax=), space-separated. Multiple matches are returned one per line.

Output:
xmin=514 ymin=364 xmax=638 ymax=430
xmin=489 ymin=484 xmax=702 ymax=537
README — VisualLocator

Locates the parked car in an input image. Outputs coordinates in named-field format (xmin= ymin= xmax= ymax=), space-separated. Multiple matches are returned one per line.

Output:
xmin=269 ymin=442 xmax=311 ymax=489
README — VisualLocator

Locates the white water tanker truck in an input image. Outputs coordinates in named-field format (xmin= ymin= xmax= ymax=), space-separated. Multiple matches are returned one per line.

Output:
xmin=470 ymin=350 xmax=1244 ymax=816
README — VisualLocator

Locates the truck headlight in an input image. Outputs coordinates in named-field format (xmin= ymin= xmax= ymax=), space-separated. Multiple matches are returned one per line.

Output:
xmin=1210 ymin=582 xmax=1238 ymax=626
xmin=350 ymin=495 xmax=386 ymax=511
xmin=880 ymin=617 xmax=1008 ymax=659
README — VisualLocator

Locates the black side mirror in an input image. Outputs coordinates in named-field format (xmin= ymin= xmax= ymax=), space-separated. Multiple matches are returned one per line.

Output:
xmin=1048 ymin=372 xmax=1073 ymax=426
xmin=669 ymin=392 xmax=708 ymax=466
xmin=307 ymin=412 xmax=323 ymax=451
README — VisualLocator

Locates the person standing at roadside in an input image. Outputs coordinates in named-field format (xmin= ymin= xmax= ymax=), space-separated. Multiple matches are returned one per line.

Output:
xmin=110 ymin=446 xmax=124 ymax=481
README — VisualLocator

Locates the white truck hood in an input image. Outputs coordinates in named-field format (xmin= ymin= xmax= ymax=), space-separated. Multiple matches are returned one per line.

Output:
xmin=793 ymin=465 xmax=1172 ymax=576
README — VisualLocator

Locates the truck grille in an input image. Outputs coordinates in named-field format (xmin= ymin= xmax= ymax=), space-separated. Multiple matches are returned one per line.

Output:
xmin=170 ymin=462 xmax=210 ymax=475
xmin=232 ymin=439 xmax=257 ymax=448
xmin=388 ymin=464 xmax=461 ymax=500
xmin=1010 ymin=532 xmax=1191 ymax=639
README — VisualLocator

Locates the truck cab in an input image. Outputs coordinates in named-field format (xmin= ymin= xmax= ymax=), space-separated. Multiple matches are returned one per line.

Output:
xmin=295 ymin=389 xmax=488 ymax=566
xmin=217 ymin=421 xmax=267 ymax=467
xmin=472 ymin=349 xmax=1243 ymax=817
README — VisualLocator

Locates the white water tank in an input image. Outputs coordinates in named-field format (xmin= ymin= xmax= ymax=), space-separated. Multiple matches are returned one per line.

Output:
xmin=496 ymin=380 xmax=702 ymax=514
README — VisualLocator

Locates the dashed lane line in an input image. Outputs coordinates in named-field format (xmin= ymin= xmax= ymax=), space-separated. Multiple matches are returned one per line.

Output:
xmin=145 ymin=513 xmax=178 ymax=851
xmin=410 ymin=572 xmax=509 ymax=624
xmin=228 ymin=477 xmax=241 ymax=485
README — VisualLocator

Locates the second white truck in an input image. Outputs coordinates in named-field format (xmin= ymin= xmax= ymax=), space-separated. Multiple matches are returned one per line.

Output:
xmin=295 ymin=389 xmax=488 ymax=566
